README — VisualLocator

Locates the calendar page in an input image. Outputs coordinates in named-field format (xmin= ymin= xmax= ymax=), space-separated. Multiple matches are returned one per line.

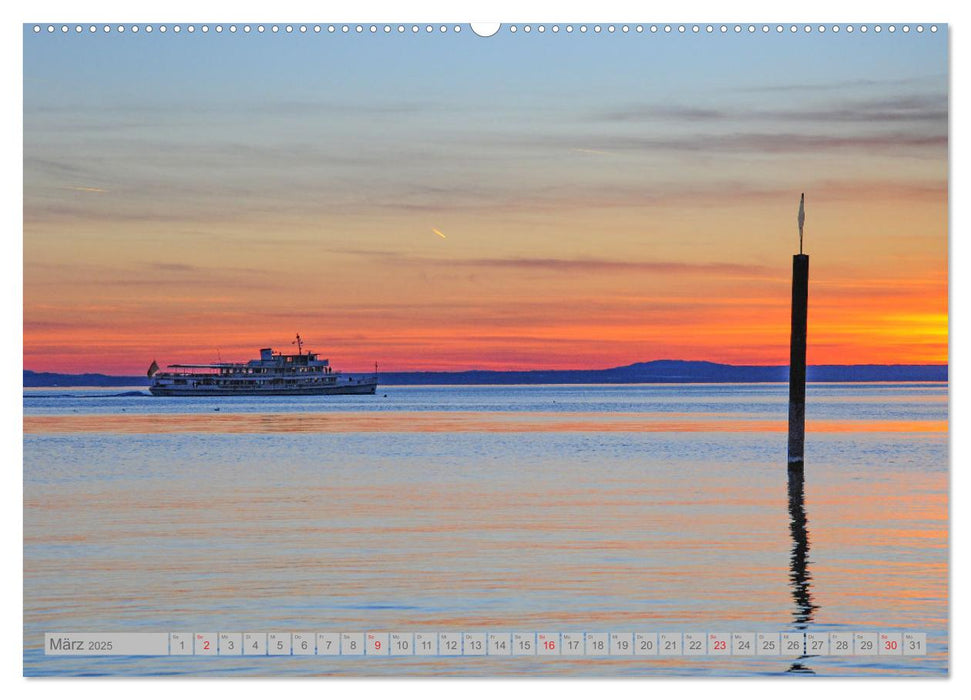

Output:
xmin=22 ymin=19 xmax=948 ymax=678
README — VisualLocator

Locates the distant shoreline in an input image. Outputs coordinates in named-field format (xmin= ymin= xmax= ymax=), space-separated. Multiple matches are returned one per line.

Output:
xmin=24 ymin=360 xmax=948 ymax=387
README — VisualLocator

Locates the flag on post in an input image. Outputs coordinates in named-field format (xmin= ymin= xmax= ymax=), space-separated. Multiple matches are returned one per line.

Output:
xmin=147 ymin=360 xmax=159 ymax=377
xmin=797 ymin=193 xmax=806 ymax=254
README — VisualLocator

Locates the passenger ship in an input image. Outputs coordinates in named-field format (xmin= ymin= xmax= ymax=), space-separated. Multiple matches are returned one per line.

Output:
xmin=148 ymin=336 xmax=378 ymax=396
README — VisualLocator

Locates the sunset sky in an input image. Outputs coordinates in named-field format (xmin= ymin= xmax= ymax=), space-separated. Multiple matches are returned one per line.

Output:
xmin=23 ymin=25 xmax=947 ymax=373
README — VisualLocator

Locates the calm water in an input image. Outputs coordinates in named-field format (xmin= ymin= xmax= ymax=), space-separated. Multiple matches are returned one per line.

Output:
xmin=23 ymin=383 xmax=948 ymax=676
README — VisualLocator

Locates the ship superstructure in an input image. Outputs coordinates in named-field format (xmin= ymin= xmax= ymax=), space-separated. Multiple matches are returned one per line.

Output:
xmin=148 ymin=337 xmax=378 ymax=396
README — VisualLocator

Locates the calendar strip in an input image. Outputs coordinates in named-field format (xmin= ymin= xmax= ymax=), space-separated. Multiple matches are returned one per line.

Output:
xmin=44 ymin=632 xmax=927 ymax=657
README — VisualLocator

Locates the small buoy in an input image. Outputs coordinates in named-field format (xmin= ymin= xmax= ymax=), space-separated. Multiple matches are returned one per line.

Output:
xmin=383 ymin=394 xmax=388 ymax=398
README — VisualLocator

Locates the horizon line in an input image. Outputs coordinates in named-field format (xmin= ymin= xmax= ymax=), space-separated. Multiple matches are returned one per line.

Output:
xmin=24 ymin=359 xmax=950 ymax=378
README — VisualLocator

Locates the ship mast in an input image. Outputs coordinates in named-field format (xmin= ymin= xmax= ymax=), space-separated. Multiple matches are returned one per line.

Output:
xmin=293 ymin=333 xmax=303 ymax=355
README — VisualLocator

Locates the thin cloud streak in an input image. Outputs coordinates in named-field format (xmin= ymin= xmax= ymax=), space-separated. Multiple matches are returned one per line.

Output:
xmin=24 ymin=173 xmax=945 ymax=226
xmin=573 ymin=131 xmax=946 ymax=155
xmin=598 ymin=93 xmax=946 ymax=124
xmin=362 ymin=178 xmax=946 ymax=216
xmin=447 ymin=257 xmax=770 ymax=276
xmin=327 ymin=249 xmax=774 ymax=278
xmin=734 ymin=74 xmax=946 ymax=93
xmin=63 ymin=185 xmax=107 ymax=193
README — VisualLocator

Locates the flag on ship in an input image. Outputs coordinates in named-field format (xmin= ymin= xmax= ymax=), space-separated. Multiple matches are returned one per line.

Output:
xmin=147 ymin=360 xmax=159 ymax=377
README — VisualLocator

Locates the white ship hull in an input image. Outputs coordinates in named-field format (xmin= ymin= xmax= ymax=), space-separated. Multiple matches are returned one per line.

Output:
xmin=149 ymin=380 xmax=377 ymax=397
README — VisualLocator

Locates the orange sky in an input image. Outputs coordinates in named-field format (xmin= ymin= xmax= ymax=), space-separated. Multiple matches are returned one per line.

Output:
xmin=23 ymin=29 xmax=948 ymax=374
xmin=23 ymin=193 xmax=948 ymax=374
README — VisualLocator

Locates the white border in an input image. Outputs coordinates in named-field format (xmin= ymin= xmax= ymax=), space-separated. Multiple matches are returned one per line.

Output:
xmin=5 ymin=1 xmax=964 ymax=699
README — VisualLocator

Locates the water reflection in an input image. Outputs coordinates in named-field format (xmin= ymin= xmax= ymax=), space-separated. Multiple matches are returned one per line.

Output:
xmin=23 ymin=384 xmax=948 ymax=676
xmin=786 ymin=467 xmax=818 ymax=674
xmin=22 ymin=411 xmax=947 ymax=435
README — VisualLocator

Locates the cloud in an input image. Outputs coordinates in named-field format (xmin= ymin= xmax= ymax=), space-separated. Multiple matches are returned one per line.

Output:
xmin=351 ymin=177 xmax=946 ymax=217
xmin=813 ymin=179 xmax=946 ymax=201
xmin=441 ymin=257 xmax=772 ymax=277
xmin=574 ymin=131 xmax=946 ymax=155
xmin=26 ymin=98 xmax=440 ymax=120
xmin=24 ymin=170 xmax=945 ymax=227
xmin=90 ymin=275 xmax=280 ymax=291
xmin=63 ymin=185 xmax=107 ymax=193
xmin=23 ymin=202 xmax=211 ymax=225
xmin=327 ymin=249 xmax=773 ymax=278
xmin=571 ymin=147 xmax=617 ymax=156
xmin=600 ymin=106 xmax=728 ymax=122
xmin=24 ymin=261 xmax=278 ymax=291
xmin=153 ymin=263 xmax=199 ymax=273
xmin=596 ymin=93 xmax=946 ymax=125
xmin=24 ymin=157 xmax=96 ymax=179
xmin=146 ymin=262 xmax=274 ymax=277
xmin=735 ymin=75 xmax=946 ymax=94
xmin=762 ymin=94 xmax=947 ymax=124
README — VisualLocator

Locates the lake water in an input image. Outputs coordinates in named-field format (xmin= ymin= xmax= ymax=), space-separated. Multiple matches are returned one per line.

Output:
xmin=23 ymin=383 xmax=948 ymax=676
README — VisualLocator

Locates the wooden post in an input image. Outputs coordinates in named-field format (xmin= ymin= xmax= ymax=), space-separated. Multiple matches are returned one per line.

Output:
xmin=787 ymin=254 xmax=809 ymax=470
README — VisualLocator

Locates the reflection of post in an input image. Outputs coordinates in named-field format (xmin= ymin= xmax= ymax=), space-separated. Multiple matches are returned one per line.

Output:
xmin=788 ymin=469 xmax=816 ymax=626
xmin=787 ymin=253 xmax=809 ymax=469
xmin=786 ymin=468 xmax=818 ymax=674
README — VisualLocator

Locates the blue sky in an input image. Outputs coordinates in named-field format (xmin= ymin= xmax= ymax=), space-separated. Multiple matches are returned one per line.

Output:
xmin=22 ymin=24 xmax=949 ymax=371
